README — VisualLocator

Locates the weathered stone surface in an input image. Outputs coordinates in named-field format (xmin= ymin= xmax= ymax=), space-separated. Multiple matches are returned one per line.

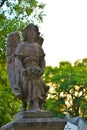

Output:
xmin=1 ymin=111 xmax=66 ymax=130
xmin=6 ymin=23 xmax=49 ymax=112
xmin=1 ymin=117 xmax=66 ymax=130
xmin=14 ymin=110 xmax=53 ymax=120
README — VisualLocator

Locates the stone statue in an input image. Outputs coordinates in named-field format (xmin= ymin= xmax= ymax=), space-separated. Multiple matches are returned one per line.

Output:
xmin=6 ymin=23 xmax=49 ymax=112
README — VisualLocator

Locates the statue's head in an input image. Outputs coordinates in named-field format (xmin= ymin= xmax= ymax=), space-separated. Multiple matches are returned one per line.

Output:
xmin=22 ymin=23 xmax=40 ymax=41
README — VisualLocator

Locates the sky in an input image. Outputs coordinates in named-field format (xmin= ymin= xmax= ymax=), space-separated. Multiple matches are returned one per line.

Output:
xmin=40 ymin=0 xmax=87 ymax=66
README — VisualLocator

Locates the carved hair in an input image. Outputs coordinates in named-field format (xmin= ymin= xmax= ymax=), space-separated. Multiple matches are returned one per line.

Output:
xmin=35 ymin=36 xmax=44 ymax=46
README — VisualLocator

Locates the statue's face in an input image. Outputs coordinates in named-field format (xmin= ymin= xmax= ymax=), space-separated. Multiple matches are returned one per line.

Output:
xmin=27 ymin=26 xmax=37 ymax=40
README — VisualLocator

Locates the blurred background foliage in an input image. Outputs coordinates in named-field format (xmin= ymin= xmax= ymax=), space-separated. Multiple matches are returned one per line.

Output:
xmin=0 ymin=0 xmax=45 ymax=63
xmin=44 ymin=59 xmax=87 ymax=120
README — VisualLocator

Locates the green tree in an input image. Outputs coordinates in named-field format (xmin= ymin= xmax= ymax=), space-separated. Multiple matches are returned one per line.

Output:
xmin=0 ymin=63 xmax=22 ymax=126
xmin=44 ymin=59 xmax=87 ymax=120
xmin=0 ymin=0 xmax=45 ymax=62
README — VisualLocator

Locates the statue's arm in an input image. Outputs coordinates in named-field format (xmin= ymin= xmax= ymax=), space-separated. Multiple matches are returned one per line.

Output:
xmin=15 ymin=56 xmax=27 ymax=77
xmin=39 ymin=47 xmax=46 ymax=76
xmin=39 ymin=58 xmax=46 ymax=75
xmin=15 ymin=56 xmax=24 ymax=89
xmin=15 ymin=44 xmax=24 ymax=71
xmin=15 ymin=56 xmax=24 ymax=71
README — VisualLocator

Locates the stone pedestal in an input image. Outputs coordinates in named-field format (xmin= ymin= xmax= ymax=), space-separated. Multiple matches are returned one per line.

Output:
xmin=1 ymin=111 xmax=66 ymax=130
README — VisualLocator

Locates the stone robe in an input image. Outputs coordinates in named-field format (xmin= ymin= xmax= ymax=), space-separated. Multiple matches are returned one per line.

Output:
xmin=15 ymin=42 xmax=45 ymax=102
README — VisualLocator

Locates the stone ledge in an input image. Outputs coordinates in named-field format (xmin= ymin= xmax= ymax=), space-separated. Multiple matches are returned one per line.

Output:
xmin=1 ymin=118 xmax=66 ymax=130
xmin=14 ymin=110 xmax=53 ymax=119
xmin=1 ymin=111 xmax=67 ymax=130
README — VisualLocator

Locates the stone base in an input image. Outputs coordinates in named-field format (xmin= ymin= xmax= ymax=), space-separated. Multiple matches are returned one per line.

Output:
xmin=1 ymin=111 xmax=66 ymax=130
xmin=14 ymin=110 xmax=53 ymax=119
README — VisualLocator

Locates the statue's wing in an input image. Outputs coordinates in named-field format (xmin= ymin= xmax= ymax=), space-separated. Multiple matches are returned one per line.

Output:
xmin=6 ymin=32 xmax=20 ymax=93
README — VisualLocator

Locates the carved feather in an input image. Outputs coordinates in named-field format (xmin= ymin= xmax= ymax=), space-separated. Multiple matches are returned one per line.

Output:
xmin=6 ymin=32 xmax=20 ymax=92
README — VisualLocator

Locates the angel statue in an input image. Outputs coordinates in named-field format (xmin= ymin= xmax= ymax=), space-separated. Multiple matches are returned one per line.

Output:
xmin=6 ymin=23 xmax=49 ymax=112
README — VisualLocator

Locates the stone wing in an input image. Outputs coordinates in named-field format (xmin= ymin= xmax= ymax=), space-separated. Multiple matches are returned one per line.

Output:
xmin=6 ymin=32 xmax=20 ymax=93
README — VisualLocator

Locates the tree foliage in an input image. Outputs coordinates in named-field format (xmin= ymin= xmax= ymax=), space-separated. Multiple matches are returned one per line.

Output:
xmin=0 ymin=63 xmax=22 ymax=126
xmin=0 ymin=0 xmax=45 ymax=63
xmin=44 ymin=59 xmax=87 ymax=120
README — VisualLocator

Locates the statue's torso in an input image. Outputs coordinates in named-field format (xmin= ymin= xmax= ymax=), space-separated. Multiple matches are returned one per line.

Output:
xmin=15 ymin=42 xmax=42 ymax=68
xmin=23 ymin=42 xmax=40 ymax=68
